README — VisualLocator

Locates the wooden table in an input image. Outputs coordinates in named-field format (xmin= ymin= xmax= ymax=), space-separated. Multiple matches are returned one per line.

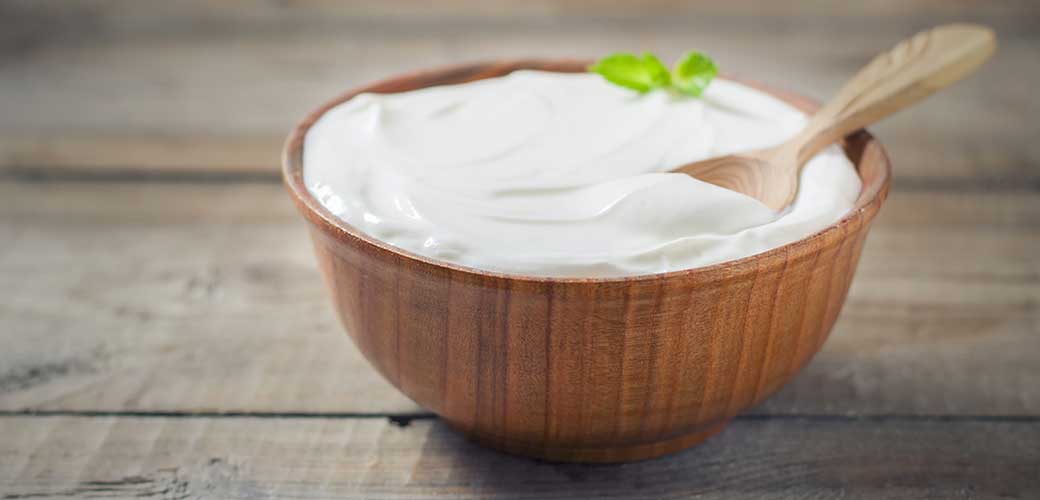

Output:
xmin=2 ymin=2 xmax=1038 ymax=498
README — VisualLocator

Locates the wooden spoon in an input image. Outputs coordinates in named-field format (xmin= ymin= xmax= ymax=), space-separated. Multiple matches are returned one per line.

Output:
xmin=672 ymin=24 xmax=997 ymax=211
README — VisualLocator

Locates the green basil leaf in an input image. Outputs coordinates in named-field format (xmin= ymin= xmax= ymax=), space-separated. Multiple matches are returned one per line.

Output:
xmin=590 ymin=52 xmax=672 ymax=93
xmin=672 ymin=51 xmax=718 ymax=96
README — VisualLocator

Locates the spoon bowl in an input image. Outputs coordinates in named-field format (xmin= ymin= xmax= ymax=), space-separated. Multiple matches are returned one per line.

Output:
xmin=673 ymin=146 xmax=798 ymax=210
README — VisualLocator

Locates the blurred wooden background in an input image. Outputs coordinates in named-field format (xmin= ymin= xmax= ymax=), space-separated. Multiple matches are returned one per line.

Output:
xmin=1 ymin=1 xmax=1038 ymax=498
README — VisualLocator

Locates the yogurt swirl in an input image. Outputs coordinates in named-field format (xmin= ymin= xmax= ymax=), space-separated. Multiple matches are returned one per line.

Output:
xmin=304 ymin=70 xmax=861 ymax=277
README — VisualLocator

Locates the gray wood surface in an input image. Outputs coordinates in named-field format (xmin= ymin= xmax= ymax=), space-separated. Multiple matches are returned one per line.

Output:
xmin=1 ymin=416 xmax=1037 ymax=499
xmin=1 ymin=1 xmax=1038 ymax=497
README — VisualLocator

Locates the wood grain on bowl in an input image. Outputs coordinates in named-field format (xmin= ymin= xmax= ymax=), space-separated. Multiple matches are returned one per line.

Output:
xmin=282 ymin=61 xmax=890 ymax=462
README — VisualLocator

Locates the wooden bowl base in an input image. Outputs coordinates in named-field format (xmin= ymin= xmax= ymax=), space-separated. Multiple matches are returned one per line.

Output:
xmin=451 ymin=419 xmax=732 ymax=463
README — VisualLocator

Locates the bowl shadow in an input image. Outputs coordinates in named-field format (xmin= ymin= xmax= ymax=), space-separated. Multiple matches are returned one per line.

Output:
xmin=406 ymin=416 xmax=795 ymax=498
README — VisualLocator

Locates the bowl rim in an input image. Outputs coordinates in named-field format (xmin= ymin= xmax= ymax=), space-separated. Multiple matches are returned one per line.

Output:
xmin=282 ymin=59 xmax=891 ymax=285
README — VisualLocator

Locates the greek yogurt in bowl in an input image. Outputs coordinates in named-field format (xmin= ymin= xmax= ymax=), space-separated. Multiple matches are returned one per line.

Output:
xmin=303 ymin=70 xmax=861 ymax=277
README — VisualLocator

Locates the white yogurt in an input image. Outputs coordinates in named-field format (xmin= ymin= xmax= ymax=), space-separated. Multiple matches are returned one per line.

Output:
xmin=304 ymin=70 xmax=861 ymax=277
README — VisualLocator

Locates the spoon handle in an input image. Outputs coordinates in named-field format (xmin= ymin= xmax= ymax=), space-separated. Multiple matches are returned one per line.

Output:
xmin=793 ymin=24 xmax=996 ymax=165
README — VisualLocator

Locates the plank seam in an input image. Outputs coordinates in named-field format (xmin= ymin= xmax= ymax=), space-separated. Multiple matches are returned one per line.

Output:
xmin=0 ymin=410 xmax=1036 ymax=422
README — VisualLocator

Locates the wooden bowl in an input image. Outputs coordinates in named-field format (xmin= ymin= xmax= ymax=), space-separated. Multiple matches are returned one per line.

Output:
xmin=282 ymin=60 xmax=891 ymax=463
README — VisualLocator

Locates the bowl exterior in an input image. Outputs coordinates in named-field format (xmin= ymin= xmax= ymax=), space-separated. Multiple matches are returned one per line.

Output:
xmin=285 ymin=61 xmax=890 ymax=462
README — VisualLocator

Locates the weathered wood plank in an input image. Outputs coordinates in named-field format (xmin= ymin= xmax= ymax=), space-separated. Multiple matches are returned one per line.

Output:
xmin=0 ymin=415 xmax=1036 ymax=499
xmin=1 ymin=2 xmax=1037 ymax=182
xmin=7 ymin=0 xmax=1038 ymax=22
xmin=1 ymin=181 xmax=1037 ymax=415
